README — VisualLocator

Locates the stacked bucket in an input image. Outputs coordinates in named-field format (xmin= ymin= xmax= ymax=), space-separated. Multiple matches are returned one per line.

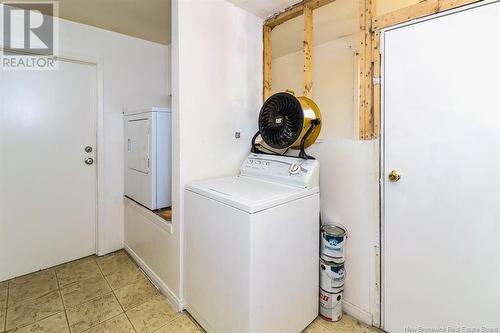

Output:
xmin=319 ymin=224 xmax=347 ymax=322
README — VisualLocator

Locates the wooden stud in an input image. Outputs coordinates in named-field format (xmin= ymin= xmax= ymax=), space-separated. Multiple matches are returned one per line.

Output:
xmin=372 ymin=30 xmax=381 ymax=138
xmin=358 ymin=0 xmax=367 ymax=139
xmin=263 ymin=25 xmax=272 ymax=101
xmin=358 ymin=0 xmax=378 ymax=140
xmin=359 ymin=0 xmax=375 ymax=139
xmin=372 ymin=0 xmax=481 ymax=31
xmin=364 ymin=0 xmax=374 ymax=139
xmin=303 ymin=5 xmax=313 ymax=98
xmin=265 ymin=0 xmax=336 ymax=28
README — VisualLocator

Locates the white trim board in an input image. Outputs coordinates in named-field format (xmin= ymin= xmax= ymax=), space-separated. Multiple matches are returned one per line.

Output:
xmin=124 ymin=244 xmax=184 ymax=311
xmin=343 ymin=300 xmax=373 ymax=327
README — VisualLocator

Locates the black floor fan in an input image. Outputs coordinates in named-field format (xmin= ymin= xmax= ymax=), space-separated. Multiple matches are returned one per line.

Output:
xmin=251 ymin=92 xmax=322 ymax=160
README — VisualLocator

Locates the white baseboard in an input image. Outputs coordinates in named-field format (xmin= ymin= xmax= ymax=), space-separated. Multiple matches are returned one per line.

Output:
xmin=124 ymin=244 xmax=184 ymax=311
xmin=342 ymin=300 xmax=373 ymax=326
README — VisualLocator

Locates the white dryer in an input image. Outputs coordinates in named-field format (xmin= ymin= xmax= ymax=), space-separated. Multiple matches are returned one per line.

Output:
xmin=185 ymin=153 xmax=320 ymax=333
xmin=124 ymin=107 xmax=171 ymax=210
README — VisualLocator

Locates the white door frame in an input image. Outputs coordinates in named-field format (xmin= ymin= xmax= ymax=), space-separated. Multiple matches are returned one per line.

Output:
xmin=378 ymin=0 xmax=499 ymax=330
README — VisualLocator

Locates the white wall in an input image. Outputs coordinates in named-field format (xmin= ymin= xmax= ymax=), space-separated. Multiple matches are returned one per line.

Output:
xmin=167 ymin=0 xmax=263 ymax=308
xmin=272 ymin=34 xmax=379 ymax=324
xmin=55 ymin=17 xmax=169 ymax=254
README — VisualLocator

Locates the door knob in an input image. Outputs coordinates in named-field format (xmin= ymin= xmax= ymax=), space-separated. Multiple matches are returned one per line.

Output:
xmin=388 ymin=170 xmax=401 ymax=182
xmin=84 ymin=157 xmax=94 ymax=165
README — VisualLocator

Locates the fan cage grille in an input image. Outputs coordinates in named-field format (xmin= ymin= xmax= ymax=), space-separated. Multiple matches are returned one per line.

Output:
xmin=258 ymin=93 xmax=304 ymax=149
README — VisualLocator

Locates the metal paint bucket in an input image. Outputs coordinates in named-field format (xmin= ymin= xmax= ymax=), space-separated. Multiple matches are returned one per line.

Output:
xmin=319 ymin=287 xmax=343 ymax=322
xmin=320 ymin=259 xmax=345 ymax=291
xmin=320 ymin=225 xmax=346 ymax=262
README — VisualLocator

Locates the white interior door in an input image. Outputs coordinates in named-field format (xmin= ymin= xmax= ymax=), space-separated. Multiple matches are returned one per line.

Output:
xmin=382 ymin=2 xmax=500 ymax=332
xmin=0 ymin=58 xmax=97 ymax=280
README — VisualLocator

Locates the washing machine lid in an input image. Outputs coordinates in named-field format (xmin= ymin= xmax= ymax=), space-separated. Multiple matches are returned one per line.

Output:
xmin=185 ymin=176 xmax=319 ymax=214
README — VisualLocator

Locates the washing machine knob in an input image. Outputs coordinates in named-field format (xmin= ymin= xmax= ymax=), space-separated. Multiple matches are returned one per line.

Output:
xmin=289 ymin=163 xmax=301 ymax=175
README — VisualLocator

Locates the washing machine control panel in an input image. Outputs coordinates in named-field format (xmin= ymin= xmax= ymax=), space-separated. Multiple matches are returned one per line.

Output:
xmin=240 ymin=153 xmax=319 ymax=188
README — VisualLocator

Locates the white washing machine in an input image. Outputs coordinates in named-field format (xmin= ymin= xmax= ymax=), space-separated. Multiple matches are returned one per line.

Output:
xmin=185 ymin=153 xmax=320 ymax=333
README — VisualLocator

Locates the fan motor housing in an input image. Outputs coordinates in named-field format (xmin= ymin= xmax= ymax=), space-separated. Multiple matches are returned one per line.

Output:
xmin=258 ymin=92 xmax=322 ymax=150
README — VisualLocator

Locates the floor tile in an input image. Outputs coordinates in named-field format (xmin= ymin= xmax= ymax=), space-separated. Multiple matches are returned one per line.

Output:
xmin=103 ymin=263 xmax=143 ymax=291
xmin=5 ymin=291 xmax=64 ymax=331
xmin=61 ymin=275 xmax=112 ymax=308
xmin=315 ymin=315 xmax=380 ymax=333
xmin=8 ymin=312 xmax=69 ymax=333
xmin=114 ymin=276 xmax=159 ymax=311
xmin=66 ymin=292 xmax=122 ymax=333
xmin=8 ymin=270 xmax=58 ymax=305
xmin=154 ymin=315 xmax=201 ymax=333
xmin=57 ymin=256 xmax=96 ymax=269
xmin=56 ymin=260 xmax=102 ymax=288
xmin=0 ymin=286 xmax=7 ymax=309
xmin=96 ymin=252 xmax=131 ymax=276
xmin=303 ymin=321 xmax=332 ymax=333
xmin=85 ymin=313 xmax=135 ymax=333
xmin=0 ymin=308 xmax=5 ymax=333
xmin=98 ymin=255 xmax=144 ymax=290
xmin=126 ymin=295 xmax=179 ymax=333
xmin=10 ymin=269 xmax=53 ymax=286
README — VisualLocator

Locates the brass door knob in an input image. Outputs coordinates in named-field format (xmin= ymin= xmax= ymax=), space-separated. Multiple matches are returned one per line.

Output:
xmin=388 ymin=170 xmax=401 ymax=182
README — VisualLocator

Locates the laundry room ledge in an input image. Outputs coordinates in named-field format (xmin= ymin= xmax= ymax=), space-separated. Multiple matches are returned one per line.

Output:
xmin=123 ymin=196 xmax=173 ymax=234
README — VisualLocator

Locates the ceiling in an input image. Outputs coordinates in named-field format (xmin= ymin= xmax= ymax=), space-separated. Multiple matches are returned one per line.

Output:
xmin=8 ymin=0 xmax=171 ymax=45
xmin=226 ymin=0 xmax=300 ymax=18
xmin=272 ymin=0 xmax=359 ymax=58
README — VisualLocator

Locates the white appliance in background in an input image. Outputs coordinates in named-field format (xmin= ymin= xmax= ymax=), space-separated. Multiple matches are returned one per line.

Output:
xmin=124 ymin=107 xmax=171 ymax=210
xmin=185 ymin=153 xmax=320 ymax=333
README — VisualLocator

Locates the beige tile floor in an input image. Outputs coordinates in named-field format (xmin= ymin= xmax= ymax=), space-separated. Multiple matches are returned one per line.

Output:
xmin=0 ymin=250 xmax=381 ymax=333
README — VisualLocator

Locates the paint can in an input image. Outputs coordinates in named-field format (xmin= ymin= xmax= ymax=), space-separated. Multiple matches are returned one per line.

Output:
xmin=320 ymin=224 xmax=346 ymax=262
xmin=319 ymin=287 xmax=343 ymax=322
xmin=320 ymin=259 xmax=345 ymax=291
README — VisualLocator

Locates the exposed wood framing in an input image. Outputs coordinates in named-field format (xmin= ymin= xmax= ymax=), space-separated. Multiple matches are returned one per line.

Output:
xmin=263 ymin=25 xmax=272 ymax=100
xmin=359 ymin=0 xmax=375 ymax=139
xmin=372 ymin=30 xmax=381 ymax=137
xmin=265 ymin=0 xmax=336 ymax=28
xmin=372 ymin=0 xmax=482 ymax=31
xmin=303 ymin=5 xmax=313 ymax=98
xmin=262 ymin=0 xmax=482 ymax=139
xmin=263 ymin=0 xmax=334 ymax=101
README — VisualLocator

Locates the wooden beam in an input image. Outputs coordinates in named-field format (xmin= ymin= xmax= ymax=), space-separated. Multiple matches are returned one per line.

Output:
xmin=372 ymin=0 xmax=482 ymax=31
xmin=263 ymin=25 xmax=272 ymax=101
xmin=359 ymin=0 xmax=376 ymax=140
xmin=364 ymin=0 xmax=374 ymax=139
xmin=266 ymin=4 xmax=304 ymax=29
xmin=303 ymin=5 xmax=313 ymax=98
xmin=372 ymin=30 xmax=381 ymax=138
xmin=265 ymin=0 xmax=336 ymax=28
xmin=358 ymin=0 xmax=367 ymax=139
